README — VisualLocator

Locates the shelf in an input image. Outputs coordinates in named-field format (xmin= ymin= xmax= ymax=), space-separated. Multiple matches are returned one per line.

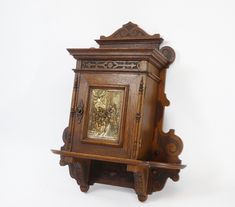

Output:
xmin=51 ymin=149 xmax=186 ymax=170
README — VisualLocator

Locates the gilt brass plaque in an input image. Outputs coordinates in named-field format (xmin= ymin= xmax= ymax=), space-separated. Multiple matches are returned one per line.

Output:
xmin=87 ymin=88 xmax=124 ymax=141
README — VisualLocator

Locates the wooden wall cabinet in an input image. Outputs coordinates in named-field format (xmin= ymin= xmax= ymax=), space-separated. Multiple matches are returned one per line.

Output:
xmin=52 ymin=22 xmax=185 ymax=202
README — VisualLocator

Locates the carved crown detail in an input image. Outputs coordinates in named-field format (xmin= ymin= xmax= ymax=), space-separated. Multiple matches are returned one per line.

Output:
xmin=100 ymin=22 xmax=161 ymax=40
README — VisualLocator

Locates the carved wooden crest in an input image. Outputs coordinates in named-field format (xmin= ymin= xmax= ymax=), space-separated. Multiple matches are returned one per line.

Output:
xmin=96 ymin=22 xmax=174 ymax=58
xmin=100 ymin=22 xmax=161 ymax=40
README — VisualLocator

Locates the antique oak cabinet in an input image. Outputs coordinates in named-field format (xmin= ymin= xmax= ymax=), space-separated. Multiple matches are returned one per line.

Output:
xmin=52 ymin=22 xmax=185 ymax=202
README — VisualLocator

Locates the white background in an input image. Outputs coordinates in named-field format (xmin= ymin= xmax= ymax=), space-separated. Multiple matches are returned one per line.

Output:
xmin=1 ymin=0 xmax=235 ymax=206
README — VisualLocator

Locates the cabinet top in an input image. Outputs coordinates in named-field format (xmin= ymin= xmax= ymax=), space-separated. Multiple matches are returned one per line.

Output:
xmin=68 ymin=22 xmax=176 ymax=69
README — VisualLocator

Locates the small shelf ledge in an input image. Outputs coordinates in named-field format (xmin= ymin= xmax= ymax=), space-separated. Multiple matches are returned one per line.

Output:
xmin=51 ymin=149 xmax=186 ymax=170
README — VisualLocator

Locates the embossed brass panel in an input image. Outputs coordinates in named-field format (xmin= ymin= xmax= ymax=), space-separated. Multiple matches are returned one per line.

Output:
xmin=87 ymin=88 xmax=124 ymax=141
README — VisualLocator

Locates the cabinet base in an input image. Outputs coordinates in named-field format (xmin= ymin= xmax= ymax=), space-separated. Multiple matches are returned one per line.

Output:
xmin=65 ymin=159 xmax=182 ymax=202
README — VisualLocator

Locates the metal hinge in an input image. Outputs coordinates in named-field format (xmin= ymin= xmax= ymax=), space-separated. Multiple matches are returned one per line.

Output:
xmin=136 ymin=112 xmax=141 ymax=121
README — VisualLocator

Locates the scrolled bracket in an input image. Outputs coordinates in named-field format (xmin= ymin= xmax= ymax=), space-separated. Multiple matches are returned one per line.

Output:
xmin=156 ymin=129 xmax=183 ymax=164
xmin=149 ymin=168 xmax=180 ymax=193
xmin=160 ymin=93 xmax=170 ymax=107
xmin=59 ymin=127 xmax=72 ymax=166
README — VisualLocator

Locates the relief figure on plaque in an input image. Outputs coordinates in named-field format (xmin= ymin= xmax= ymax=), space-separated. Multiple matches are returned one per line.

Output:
xmin=87 ymin=88 xmax=124 ymax=141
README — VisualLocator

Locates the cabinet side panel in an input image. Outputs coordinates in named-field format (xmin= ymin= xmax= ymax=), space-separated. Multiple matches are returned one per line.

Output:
xmin=137 ymin=75 xmax=158 ymax=160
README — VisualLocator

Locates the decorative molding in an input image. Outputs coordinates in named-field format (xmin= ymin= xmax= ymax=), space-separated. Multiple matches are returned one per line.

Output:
xmin=73 ymin=73 xmax=79 ymax=89
xmin=132 ymin=77 xmax=145 ymax=159
xmin=68 ymin=48 xmax=170 ymax=69
xmin=148 ymin=72 xmax=161 ymax=82
xmin=100 ymin=22 xmax=161 ymax=40
xmin=81 ymin=60 xmax=140 ymax=70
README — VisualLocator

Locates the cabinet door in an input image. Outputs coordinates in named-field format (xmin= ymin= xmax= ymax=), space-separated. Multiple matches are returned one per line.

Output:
xmin=71 ymin=72 xmax=142 ymax=158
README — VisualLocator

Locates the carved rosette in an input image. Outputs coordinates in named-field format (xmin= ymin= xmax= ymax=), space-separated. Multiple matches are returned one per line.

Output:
xmin=160 ymin=46 xmax=176 ymax=63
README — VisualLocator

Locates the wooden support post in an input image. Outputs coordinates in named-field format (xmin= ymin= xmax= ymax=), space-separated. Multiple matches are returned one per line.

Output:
xmin=69 ymin=159 xmax=91 ymax=192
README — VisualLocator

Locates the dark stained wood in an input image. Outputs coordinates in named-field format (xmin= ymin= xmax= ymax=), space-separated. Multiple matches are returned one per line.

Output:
xmin=52 ymin=150 xmax=186 ymax=170
xmin=52 ymin=22 xmax=185 ymax=202
xmin=96 ymin=22 xmax=163 ymax=49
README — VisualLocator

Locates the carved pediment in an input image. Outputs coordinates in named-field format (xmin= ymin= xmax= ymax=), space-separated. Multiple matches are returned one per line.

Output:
xmin=100 ymin=22 xmax=161 ymax=40
xmin=96 ymin=22 xmax=163 ymax=49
